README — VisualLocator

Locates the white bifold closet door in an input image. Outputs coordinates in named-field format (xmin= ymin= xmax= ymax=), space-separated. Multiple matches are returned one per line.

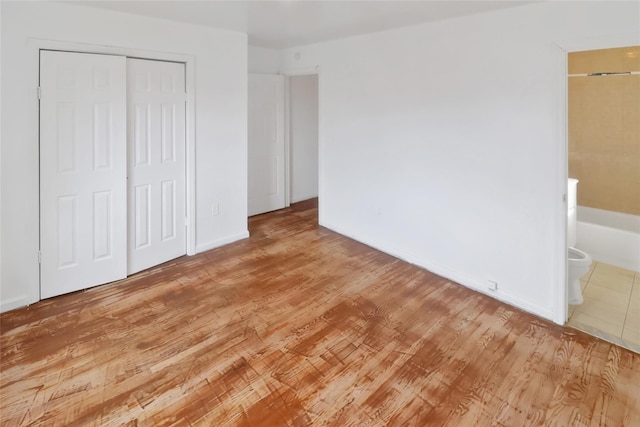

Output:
xmin=248 ymin=74 xmax=285 ymax=216
xmin=127 ymin=59 xmax=186 ymax=275
xmin=40 ymin=51 xmax=186 ymax=299
xmin=40 ymin=51 xmax=128 ymax=299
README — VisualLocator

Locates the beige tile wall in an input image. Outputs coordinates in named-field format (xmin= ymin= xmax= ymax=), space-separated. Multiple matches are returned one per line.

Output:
xmin=569 ymin=46 xmax=640 ymax=75
xmin=568 ymin=46 xmax=640 ymax=216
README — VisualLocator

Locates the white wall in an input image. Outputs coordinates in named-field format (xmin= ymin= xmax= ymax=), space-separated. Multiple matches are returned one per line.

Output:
xmin=290 ymin=75 xmax=319 ymax=203
xmin=0 ymin=3 xmax=3 ymax=308
xmin=281 ymin=1 xmax=640 ymax=322
xmin=248 ymin=45 xmax=282 ymax=74
xmin=0 ymin=1 xmax=248 ymax=312
xmin=0 ymin=1 xmax=4 ymax=302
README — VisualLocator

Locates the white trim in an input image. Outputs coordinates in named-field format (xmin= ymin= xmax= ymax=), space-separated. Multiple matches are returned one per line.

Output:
xmin=317 ymin=72 xmax=324 ymax=224
xmin=0 ymin=2 xmax=3 ymax=313
xmin=552 ymin=43 xmax=568 ymax=325
xmin=322 ymin=221 xmax=555 ymax=322
xmin=30 ymin=38 xmax=196 ymax=64
xmin=30 ymin=38 xmax=198 ymax=276
xmin=195 ymin=231 xmax=250 ymax=253
xmin=283 ymin=76 xmax=291 ymax=207
xmin=185 ymin=58 xmax=197 ymax=256
xmin=1 ymin=296 xmax=35 ymax=314
xmin=281 ymin=66 xmax=321 ymax=77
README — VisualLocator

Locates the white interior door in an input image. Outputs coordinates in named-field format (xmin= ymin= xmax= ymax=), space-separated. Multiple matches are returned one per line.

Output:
xmin=127 ymin=59 xmax=186 ymax=275
xmin=248 ymin=74 xmax=285 ymax=216
xmin=40 ymin=50 xmax=127 ymax=299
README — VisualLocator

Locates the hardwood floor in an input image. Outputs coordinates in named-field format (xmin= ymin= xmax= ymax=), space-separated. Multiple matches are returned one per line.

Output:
xmin=1 ymin=198 xmax=639 ymax=426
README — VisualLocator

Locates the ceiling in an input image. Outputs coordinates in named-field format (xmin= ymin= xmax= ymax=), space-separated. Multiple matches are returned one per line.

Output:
xmin=69 ymin=0 xmax=537 ymax=49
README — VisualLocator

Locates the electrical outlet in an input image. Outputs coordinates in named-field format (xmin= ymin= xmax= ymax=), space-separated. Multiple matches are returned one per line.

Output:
xmin=211 ymin=203 xmax=219 ymax=216
xmin=487 ymin=280 xmax=498 ymax=292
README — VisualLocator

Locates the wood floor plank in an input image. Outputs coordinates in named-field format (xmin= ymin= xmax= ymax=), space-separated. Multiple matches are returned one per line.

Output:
xmin=1 ymin=198 xmax=639 ymax=426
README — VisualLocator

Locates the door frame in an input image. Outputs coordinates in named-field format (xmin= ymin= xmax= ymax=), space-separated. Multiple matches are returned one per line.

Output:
xmin=282 ymin=66 xmax=321 ymax=214
xmin=552 ymin=32 xmax=639 ymax=325
xmin=33 ymin=39 xmax=196 ymax=297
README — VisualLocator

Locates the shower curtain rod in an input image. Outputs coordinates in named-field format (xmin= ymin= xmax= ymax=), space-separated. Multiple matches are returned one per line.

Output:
xmin=569 ymin=71 xmax=640 ymax=77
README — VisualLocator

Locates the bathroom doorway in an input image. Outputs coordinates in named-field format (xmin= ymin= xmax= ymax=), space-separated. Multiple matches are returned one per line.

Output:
xmin=565 ymin=46 xmax=640 ymax=353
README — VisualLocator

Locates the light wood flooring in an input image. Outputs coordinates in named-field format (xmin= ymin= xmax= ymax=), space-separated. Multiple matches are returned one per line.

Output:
xmin=1 ymin=199 xmax=639 ymax=426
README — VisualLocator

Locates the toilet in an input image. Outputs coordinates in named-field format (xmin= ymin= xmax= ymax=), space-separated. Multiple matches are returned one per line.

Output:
xmin=567 ymin=179 xmax=592 ymax=305
xmin=568 ymin=247 xmax=591 ymax=305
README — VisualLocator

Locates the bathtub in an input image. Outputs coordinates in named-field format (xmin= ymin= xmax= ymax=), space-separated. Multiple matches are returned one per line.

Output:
xmin=576 ymin=206 xmax=640 ymax=273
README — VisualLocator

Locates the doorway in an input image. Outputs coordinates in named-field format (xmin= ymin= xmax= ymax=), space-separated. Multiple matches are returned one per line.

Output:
xmin=247 ymin=72 xmax=319 ymax=219
xmin=563 ymin=45 xmax=640 ymax=352
xmin=39 ymin=50 xmax=188 ymax=299
xmin=288 ymin=74 xmax=319 ymax=206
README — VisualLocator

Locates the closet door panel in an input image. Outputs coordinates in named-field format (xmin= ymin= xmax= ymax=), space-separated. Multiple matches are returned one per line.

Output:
xmin=40 ymin=50 xmax=127 ymax=299
xmin=127 ymin=59 xmax=186 ymax=275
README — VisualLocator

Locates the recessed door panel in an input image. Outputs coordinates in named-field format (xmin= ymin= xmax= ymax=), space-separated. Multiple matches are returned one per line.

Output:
xmin=93 ymin=103 xmax=112 ymax=170
xmin=134 ymin=104 xmax=151 ymax=166
xmin=134 ymin=184 xmax=151 ymax=249
xmin=57 ymin=195 xmax=78 ymax=268
xmin=161 ymin=180 xmax=176 ymax=241
xmin=56 ymin=102 xmax=76 ymax=173
xmin=161 ymin=104 xmax=176 ymax=163
xmin=93 ymin=190 xmax=112 ymax=260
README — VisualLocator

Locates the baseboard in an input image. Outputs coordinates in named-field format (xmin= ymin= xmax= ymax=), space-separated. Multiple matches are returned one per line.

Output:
xmin=291 ymin=194 xmax=319 ymax=204
xmin=420 ymin=260 xmax=555 ymax=322
xmin=1 ymin=232 xmax=250 ymax=313
xmin=195 ymin=230 xmax=250 ymax=254
xmin=321 ymin=220 xmax=555 ymax=322
xmin=1 ymin=295 xmax=37 ymax=313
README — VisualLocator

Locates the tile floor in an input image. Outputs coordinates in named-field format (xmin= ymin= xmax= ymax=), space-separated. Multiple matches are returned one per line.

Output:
xmin=568 ymin=261 xmax=640 ymax=353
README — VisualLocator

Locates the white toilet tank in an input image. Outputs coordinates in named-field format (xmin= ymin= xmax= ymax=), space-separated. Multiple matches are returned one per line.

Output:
xmin=568 ymin=178 xmax=578 ymax=247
